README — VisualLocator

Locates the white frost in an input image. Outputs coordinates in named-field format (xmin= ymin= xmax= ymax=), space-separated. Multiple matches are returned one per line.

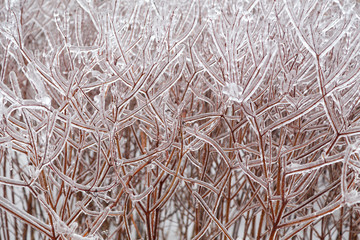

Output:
xmin=344 ymin=190 xmax=360 ymax=206
xmin=223 ymin=83 xmax=244 ymax=103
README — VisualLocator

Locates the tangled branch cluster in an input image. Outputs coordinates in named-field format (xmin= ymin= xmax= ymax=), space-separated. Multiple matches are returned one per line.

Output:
xmin=1 ymin=0 xmax=360 ymax=239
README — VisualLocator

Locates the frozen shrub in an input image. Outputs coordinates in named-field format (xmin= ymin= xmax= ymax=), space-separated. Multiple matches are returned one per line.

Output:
xmin=1 ymin=0 xmax=360 ymax=239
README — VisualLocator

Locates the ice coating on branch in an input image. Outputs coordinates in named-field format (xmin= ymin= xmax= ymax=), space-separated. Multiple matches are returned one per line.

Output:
xmin=350 ymin=140 xmax=360 ymax=154
xmin=0 ymin=92 xmax=4 ymax=121
xmin=5 ymin=0 xmax=21 ymax=12
xmin=286 ymin=163 xmax=303 ymax=172
xmin=130 ymin=186 xmax=154 ymax=202
xmin=208 ymin=5 xmax=221 ymax=20
xmin=1 ymin=0 xmax=360 ymax=239
xmin=54 ymin=215 xmax=98 ymax=239
xmin=24 ymin=63 xmax=51 ymax=107
xmin=344 ymin=190 xmax=360 ymax=206
xmin=223 ymin=83 xmax=244 ymax=103
xmin=71 ymin=234 xmax=97 ymax=240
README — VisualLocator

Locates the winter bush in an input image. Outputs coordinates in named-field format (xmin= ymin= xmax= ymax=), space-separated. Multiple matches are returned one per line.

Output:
xmin=1 ymin=0 xmax=360 ymax=239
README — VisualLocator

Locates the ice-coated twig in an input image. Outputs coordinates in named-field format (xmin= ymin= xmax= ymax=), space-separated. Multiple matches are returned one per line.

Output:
xmin=0 ymin=195 xmax=52 ymax=237
xmin=193 ymin=192 xmax=234 ymax=240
